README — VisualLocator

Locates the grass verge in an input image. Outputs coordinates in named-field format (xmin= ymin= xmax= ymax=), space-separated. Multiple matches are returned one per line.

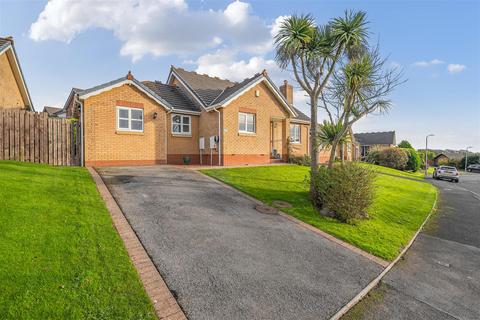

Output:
xmin=201 ymin=164 xmax=437 ymax=261
xmin=0 ymin=161 xmax=156 ymax=319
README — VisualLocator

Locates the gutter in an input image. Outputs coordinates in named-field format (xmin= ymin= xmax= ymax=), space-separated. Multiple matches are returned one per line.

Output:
xmin=75 ymin=93 xmax=85 ymax=167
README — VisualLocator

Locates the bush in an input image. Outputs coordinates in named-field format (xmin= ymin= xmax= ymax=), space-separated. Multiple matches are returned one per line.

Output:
xmin=401 ymin=148 xmax=421 ymax=171
xmin=312 ymin=163 xmax=376 ymax=223
xmin=366 ymin=147 xmax=409 ymax=170
xmin=288 ymin=154 xmax=311 ymax=166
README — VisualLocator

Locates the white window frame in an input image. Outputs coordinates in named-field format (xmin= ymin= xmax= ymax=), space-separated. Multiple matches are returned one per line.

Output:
xmin=171 ymin=114 xmax=191 ymax=135
xmin=116 ymin=106 xmax=144 ymax=132
xmin=290 ymin=124 xmax=301 ymax=143
xmin=238 ymin=112 xmax=255 ymax=133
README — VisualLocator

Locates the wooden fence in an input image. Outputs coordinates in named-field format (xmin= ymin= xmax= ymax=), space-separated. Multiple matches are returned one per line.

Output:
xmin=0 ymin=109 xmax=81 ymax=166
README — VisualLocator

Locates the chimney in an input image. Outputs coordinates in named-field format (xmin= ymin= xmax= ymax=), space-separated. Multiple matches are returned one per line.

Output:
xmin=3 ymin=36 xmax=13 ymax=44
xmin=280 ymin=80 xmax=293 ymax=105
xmin=126 ymin=70 xmax=134 ymax=80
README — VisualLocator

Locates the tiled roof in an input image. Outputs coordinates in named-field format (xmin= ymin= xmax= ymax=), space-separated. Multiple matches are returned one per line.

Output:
xmin=142 ymin=81 xmax=200 ymax=112
xmin=172 ymin=67 xmax=235 ymax=105
xmin=43 ymin=106 xmax=61 ymax=116
xmin=353 ymin=131 xmax=396 ymax=146
xmin=172 ymin=66 xmax=310 ymax=122
xmin=0 ymin=37 xmax=12 ymax=52
xmin=291 ymin=107 xmax=310 ymax=122
xmin=210 ymin=73 xmax=262 ymax=105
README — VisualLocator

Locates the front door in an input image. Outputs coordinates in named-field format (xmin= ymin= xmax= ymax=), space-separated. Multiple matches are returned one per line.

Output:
xmin=270 ymin=120 xmax=283 ymax=159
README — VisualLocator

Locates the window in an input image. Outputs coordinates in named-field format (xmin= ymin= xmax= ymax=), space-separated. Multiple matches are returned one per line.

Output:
xmin=171 ymin=114 xmax=191 ymax=135
xmin=238 ymin=112 xmax=255 ymax=133
xmin=117 ymin=107 xmax=143 ymax=132
xmin=290 ymin=124 xmax=301 ymax=143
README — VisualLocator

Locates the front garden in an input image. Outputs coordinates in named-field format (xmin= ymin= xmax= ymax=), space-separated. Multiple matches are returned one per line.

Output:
xmin=201 ymin=164 xmax=437 ymax=261
xmin=0 ymin=161 xmax=156 ymax=319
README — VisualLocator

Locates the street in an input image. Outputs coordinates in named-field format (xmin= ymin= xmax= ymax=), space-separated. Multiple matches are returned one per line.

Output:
xmin=344 ymin=172 xmax=480 ymax=320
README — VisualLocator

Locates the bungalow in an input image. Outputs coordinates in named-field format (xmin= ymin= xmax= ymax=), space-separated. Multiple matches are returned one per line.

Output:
xmin=62 ymin=67 xmax=311 ymax=166
xmin=353 ymin=131 xmax=396 ymax=158
xmin=0 ymin=36 xmax=33 ymax=110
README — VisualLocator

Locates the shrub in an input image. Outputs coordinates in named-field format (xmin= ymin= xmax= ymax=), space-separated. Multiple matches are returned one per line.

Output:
xmin=366 ymin=147 xmax=409 ymax=170
xmin=398 ymin=140 xmax=413 ymax=149
xmin=288 ymin=155 xmax=311 ymax=166
xmin=312 ymin=163 xmax=376 ymax=223
xmin=401 ymin=148 xmax=421 ymax=171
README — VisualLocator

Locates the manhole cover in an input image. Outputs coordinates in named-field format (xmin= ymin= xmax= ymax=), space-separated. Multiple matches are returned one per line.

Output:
xmin=272 ymin=200 xmax=292 ymax=208
xmin=255 ymin=204 xmax=278 ymax=214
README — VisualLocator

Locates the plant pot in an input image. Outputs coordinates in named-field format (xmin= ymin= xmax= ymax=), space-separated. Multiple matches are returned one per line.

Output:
xmin=182 ymin=156 xmax=192 ymax=165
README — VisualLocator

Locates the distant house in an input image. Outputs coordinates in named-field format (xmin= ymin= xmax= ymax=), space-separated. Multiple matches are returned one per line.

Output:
xmin=433 ymin=153 xmax=449 ymax=166
xmin=353 ymin=131 xmax=396 ymax=157
xmin=42 ymin=106 xmax=62 ymax=117
xmin=0 ymin=36 xmax=33 ymax=110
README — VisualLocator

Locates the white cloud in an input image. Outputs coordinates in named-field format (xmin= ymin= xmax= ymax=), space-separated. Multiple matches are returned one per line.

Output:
xmin=194 ymin=49 xmax=278 ymax=82
xmin=412 ymin=59 xmax=444 ymax=67
xmin=447 ymin=63 xmax=466 ymax=73
xmin=30 ymin=0 xmax=273 ymax=61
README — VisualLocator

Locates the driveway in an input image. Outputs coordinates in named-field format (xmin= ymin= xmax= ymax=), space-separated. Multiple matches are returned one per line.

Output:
xmin=98 ymin=166 xmax=382 ymax=320
xmin=344 ymin=172 xmax=480 ymax=320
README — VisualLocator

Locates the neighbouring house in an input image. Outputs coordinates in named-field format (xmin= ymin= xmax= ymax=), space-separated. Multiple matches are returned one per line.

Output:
xmin=0 ymin=36 xmax=33 ymax=110
xmin=42 ymin=106 xmax=62 ymax=117
xmin=353 ymin=131 xmax=396 ymax=158
xmin=433 ymin=153 xmax=449 ymax=166
xmin=64 ymin=67 xmax=311 ymax=166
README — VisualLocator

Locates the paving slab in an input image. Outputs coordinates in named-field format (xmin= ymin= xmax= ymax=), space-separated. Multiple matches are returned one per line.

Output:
xmin=98 ymin=166 xmax=382 ymax=320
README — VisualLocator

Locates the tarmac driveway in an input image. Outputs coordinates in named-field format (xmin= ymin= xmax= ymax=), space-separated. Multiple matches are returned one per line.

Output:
xmin=98 ymin=166 xmax=382 ymax=320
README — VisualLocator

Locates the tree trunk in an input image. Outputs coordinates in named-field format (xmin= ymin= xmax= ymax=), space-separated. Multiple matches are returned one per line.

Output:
xmin=328 ymin=140 xmax=338 ymax=168
xmin=309 ymin=95 xmax=318 ymax=197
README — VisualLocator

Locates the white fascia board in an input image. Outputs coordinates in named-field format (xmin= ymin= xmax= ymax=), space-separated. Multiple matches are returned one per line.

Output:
xmin=79 ymin=79 xmax=171 ymax=111
xmin=290 ymin=119 xmax=310 ymax=124
xmin=170 ymin=108 xmax=201 ymax=116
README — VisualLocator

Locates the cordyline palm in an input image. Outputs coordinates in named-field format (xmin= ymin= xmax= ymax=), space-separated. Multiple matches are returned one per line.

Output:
xmin=317 ymin=120 xmax=351 ymax=161
xmin=274 ymin=11 xmax=368 ymax=194
xmin=322 ymin=47 xmax=401 ymax=167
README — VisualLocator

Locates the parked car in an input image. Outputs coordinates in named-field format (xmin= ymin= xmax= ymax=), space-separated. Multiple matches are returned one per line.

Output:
xmin=433 ymin=166 xmax=459 ymax=182
xmin=466 ymin=164 xmax=480 ymax=173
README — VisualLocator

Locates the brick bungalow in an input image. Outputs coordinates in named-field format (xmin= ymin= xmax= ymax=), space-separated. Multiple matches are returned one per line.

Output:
xmin=0 ymin=36 xmax=33 ymax=110
xmin=61 ymin=67 xmax=313 ymax=166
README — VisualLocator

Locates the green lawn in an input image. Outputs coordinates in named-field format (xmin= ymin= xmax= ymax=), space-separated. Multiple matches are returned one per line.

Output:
xmin=201 ymin=164 xmax=437 ymax=261
xmin=0 ymin=161 xmax=156 ymax=320
xmin=358 ymin=162 xmax=434 ymax=180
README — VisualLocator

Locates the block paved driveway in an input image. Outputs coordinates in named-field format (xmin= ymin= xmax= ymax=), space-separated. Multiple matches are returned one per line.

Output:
xmin=98 ymin=166 xmax=382 ymax=320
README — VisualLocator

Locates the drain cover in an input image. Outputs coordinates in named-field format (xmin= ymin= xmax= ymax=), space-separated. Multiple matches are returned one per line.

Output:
xmin=255 ymin=204 xmax=279 ymax=214
xmin=272 ymin=200 xmax=292 ymax=208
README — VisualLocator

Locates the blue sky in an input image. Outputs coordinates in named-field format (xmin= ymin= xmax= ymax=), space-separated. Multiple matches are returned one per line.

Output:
xmin=1 ymin=0 xmax=479 ymax=151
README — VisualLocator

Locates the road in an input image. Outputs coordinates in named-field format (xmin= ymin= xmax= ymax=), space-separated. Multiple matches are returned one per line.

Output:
xmin=344 ymin=172 xmax=480 ymax=320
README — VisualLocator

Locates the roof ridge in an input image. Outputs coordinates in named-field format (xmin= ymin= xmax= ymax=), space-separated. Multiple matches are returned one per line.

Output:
xmin=172 ymin=65 xmax=235 ymax=84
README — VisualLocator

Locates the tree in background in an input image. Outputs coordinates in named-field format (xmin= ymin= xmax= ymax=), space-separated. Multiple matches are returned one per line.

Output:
xmin=274 ymin=11 xmax=369 ymax=195
xmin=398 ymin=140 xmax=413 ymax=148
xmin=460 ymin=154 xmax=480 ymax=168
xmin=417 ymin=150 xmax=436 ymax=167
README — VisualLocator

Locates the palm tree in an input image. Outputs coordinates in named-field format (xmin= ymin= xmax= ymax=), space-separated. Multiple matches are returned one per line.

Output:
xmin=317 ymin=120 xmax=351 ymax=163
xmin=274 ymin=11 xmax=369 ymax=194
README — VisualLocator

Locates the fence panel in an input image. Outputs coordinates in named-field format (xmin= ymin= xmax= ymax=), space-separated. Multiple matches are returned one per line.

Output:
xmin=0 ymin=109 xmax=80 ymax=166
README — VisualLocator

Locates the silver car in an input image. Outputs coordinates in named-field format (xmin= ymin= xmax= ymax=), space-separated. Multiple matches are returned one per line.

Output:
xmin=433 ymin=166 xmax=459 ymax=182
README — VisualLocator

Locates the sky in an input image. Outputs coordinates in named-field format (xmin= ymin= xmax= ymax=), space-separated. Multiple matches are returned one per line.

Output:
xmin=1 ymin=0 xmax=479 ymax=151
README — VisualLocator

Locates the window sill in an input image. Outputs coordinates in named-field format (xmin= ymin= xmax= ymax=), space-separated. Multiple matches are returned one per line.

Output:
xmin=171 ymin=133 xmax=192 ymax=138
xmin=238 ymin=132 xmax=256 ymax=137
xmin=116 ymin=130 xmax=144 ymax=135
xmin=290 ymin=141 xmax=301 ymax=144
